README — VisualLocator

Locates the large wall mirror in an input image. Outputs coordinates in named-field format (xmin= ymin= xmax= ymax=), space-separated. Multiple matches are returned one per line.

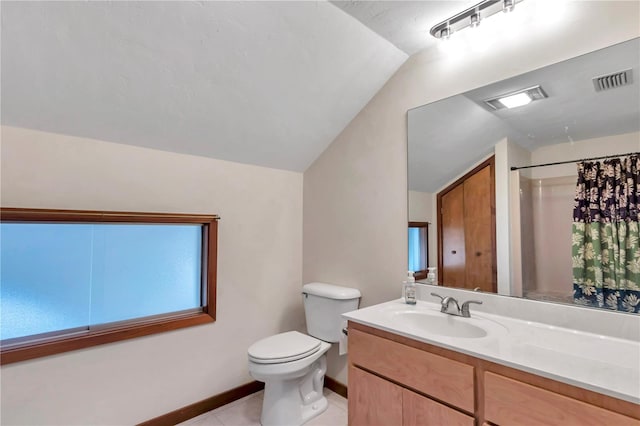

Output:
xmin=408 ymin=37 xmax=640 ymax=314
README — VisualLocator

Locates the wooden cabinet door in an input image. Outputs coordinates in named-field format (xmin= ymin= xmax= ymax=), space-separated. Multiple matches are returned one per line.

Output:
xmin=403 ymin=388 xmax=474 ymax=426
xmin=348 ymin=365 xmax=403 ymax=426
xmin=441 ymin=183 xmax=466 ymax=287
xmin=463 ymin=164 xmax=494 ymax=292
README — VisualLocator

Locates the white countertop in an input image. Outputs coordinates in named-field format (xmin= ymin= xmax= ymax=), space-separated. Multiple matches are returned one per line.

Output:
xmin=343 ymin=299 xmax=640 ymax=404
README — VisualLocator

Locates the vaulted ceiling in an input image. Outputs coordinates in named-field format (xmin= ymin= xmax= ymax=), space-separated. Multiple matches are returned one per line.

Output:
xmin=5 ymin=1 xmax=634 ymax=177
xmin=2 ymin=1 xmax=415 ymax=171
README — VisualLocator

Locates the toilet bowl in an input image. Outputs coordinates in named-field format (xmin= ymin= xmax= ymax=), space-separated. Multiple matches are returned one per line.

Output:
xmin=247 ymin=283 xmax=361 ymax=426
xmin=248 ymin=331 xmax=331 ymax=426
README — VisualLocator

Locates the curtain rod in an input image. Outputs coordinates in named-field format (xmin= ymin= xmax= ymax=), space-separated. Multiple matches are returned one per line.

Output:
xmin=510 ymin=151 xmax=640 ymax=171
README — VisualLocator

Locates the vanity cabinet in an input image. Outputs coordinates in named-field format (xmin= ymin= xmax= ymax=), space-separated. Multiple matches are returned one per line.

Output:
xmin=349 ymin=365 xmax=473 ymax=426
xmin=484 ymin=373 xmax=640 ymax=426
xmin=348 ymin=322 xmax=640 ymax=426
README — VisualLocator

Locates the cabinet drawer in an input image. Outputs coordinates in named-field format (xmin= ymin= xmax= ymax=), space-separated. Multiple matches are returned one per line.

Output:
xmin=484 ymin=372 xmax=640 ymax=426
xmin=349 ymin=328 xmax=474 ymax=412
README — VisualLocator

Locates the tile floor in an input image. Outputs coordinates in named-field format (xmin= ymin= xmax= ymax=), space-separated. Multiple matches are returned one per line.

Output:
xmin=178 ymin=388 xmax=347 ymax=426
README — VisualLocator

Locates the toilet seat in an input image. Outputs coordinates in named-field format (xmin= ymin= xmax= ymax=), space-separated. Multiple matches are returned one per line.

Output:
xmin=248 ymin=331 xmax=321 ymax=364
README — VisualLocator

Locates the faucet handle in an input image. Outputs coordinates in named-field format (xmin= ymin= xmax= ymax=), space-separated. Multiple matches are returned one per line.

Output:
xmin=430 ymin=292 xmax=446 ymax=304
xmin=460 ymin=300 xmax=482 ymax=317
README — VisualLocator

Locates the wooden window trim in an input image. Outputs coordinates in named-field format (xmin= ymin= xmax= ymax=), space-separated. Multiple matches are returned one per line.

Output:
xmin=0 ymin=208 xmax=219 ymax=365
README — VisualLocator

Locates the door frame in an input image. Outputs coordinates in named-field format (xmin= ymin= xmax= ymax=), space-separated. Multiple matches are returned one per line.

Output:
xmin=436 ymin=156 xmax=496 ymax=291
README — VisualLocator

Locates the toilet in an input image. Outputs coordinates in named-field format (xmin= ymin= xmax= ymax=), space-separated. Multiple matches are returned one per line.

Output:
xmin=248 ymin=282 xmax=361 ymax=426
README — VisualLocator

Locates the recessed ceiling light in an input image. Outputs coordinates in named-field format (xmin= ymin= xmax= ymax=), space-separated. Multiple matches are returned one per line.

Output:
xmin=484 ymin=85 xmax=548 ymax=110
xmin=498 ymin=92 xmax=532 ymax=108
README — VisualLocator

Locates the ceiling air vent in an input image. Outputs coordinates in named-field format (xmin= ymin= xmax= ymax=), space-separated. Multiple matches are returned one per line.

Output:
xmin=592 ymin=69 xmax=633 ymax=92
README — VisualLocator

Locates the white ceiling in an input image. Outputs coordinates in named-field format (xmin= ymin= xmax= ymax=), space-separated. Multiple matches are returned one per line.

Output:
xmin=408 ymin=38 xmax=640 ymax=192
xmin=7 ymin=1 xmax=635 ymax=178
xmin=1 ymin=1 xmax=408 ymax=172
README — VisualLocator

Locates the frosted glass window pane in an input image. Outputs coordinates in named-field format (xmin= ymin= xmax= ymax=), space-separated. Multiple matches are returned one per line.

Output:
xmin=90 ymin=224 xmax=202 ymax=325
xmin=0 ymin=224 xmax=93 ymax=340
xmin=1 ymin=222 xmax=203 ymax=341
xmin=408 ymin=228 xmax=421 ymax=272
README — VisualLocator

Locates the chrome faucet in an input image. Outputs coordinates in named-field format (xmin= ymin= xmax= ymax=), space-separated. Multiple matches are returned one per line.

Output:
xmin=440 ymin=296 xmax=460 ymax=314
xmin=431 ymin=293 xmax=483 ymax=318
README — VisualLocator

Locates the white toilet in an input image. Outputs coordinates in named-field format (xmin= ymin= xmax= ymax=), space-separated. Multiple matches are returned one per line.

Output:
xmin=248 ymin=282 xmax=361 ymax=426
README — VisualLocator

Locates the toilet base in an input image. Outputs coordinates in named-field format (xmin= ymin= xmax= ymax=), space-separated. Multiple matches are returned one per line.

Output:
xmin=259 ymin=356 xmax=329 ymax=426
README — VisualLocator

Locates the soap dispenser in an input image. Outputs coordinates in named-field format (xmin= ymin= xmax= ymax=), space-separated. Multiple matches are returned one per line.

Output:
xmin=426 ymin=267 xmax=437 ymax=285
xmin=403 ymin=271 xmax=417 ymax=305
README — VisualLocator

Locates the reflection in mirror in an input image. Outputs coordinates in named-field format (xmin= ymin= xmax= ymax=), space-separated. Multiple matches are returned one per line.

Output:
xmin=408 ymin=222 xmax=429 ymax=280
xmin=408 ymin=38 xmax=640 ymax=314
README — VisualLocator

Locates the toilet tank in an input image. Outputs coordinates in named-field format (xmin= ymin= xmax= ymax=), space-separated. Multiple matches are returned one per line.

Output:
xmin=302 ymin=282 xmax=361 ymax=343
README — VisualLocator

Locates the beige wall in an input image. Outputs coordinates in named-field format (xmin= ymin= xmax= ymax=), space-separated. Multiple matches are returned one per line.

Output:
xmin=530 ymin=131 xmax=640 ymax=179
xmin=0 ymin=126 xmax=304 ymax=425
xmin=408 ymin=190 xmax=432 ymax=223
xmin=303 ymin=2 xmax=640 ymax=384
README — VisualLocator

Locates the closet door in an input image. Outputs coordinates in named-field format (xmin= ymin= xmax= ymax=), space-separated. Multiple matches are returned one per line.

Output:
xmin=441 ymin=184 xmax=466 ymax=287
xmin=463 ymin=164 xmax=494 ymax=292
xmin=438 ymin=157 xmax=496 ymax=292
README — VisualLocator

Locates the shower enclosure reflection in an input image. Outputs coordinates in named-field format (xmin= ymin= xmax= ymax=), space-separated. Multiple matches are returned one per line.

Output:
xmin=518 ymin=174 xmax=575 ymax=304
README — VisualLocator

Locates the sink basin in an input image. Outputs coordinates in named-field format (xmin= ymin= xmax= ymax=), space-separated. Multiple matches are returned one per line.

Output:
xmin=392 ymin=311 xmax=488 ymax=338
xmin=377 ymin=303 xmax=509 ymax=340
xmin=348 ymin=300 xmax=509 ymax=342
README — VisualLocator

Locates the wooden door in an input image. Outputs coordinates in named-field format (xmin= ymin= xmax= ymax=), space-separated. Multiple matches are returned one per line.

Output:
xmin=441 ymin=184 xmax=466 ymax=287
xmin=463 ymin=164 xmax=494 ymax=292
xmin=438 ymin=157 xmax=496 ymax=292
xmin=348 ymin=365 xmax=403 ymax=426
xmin=403 ymin=388 xmax=474 ymax=426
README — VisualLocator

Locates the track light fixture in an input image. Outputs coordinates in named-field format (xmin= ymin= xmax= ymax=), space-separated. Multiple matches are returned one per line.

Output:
xmin=430 ymin=0 xmax=523 ymax=40
xmin=470 ymin=11 xmax=481 ymax=28
xmin=503 ymin=0 xmax=515 ymax=13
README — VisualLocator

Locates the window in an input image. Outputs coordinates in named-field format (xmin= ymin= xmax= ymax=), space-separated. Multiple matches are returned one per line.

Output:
xmin=0 ymin=208 xmax=218 ymax=364
xmin=408 ymin=222 xmax=429 ymax=280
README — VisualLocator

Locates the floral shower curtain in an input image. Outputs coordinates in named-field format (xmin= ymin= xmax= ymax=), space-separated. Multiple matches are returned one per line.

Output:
xmin=572 ymin=155 xmax=640 ymax=313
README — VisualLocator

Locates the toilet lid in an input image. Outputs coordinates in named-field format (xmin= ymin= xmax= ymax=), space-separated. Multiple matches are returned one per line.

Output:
xmin=248 ymin=331 xmax=322 ymax=364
